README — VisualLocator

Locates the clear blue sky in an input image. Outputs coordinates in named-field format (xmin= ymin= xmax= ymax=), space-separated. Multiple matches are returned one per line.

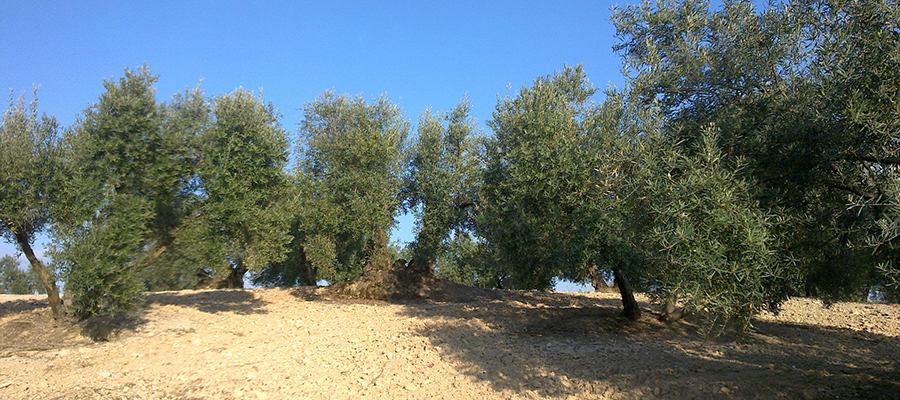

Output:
xmin=2 ymin=1 xmax=630 ymax=290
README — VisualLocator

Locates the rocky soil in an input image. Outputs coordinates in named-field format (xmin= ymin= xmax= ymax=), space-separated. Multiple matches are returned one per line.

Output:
xmin=1 ymin=286 xmax=898 ymax=399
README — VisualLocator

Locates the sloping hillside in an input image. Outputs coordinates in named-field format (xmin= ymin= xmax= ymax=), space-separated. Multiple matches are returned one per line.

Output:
xmin=1 ymin=287 xmax=898 ymax=399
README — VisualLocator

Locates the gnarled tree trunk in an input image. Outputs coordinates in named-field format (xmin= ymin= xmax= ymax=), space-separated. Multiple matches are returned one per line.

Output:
xmin=336 ymin=230 xmax=438 ymax=300
xmin=612 ymin=266 xmax=641 ymax=321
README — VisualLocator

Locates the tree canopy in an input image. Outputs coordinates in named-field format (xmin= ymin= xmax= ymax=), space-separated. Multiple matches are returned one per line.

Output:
xmin=402 ymin=99 xmax=481 ymax=270
xmin=287 ymin=92 xmax=409 ymax=284
xmin=2 ymin=0 xmax=897 ymax=330
xmin=612 ymin=0 xmax=900 ymax=303
xmin=0 ymin=89 xmax=64 ymax=317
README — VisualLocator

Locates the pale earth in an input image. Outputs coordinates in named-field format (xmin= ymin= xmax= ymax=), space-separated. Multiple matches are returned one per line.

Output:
xmin=1 ymin=285 xmax=898 ymax=399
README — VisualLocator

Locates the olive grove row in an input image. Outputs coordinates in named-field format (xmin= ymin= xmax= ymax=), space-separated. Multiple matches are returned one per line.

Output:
xmin=2 ymin=0 xmax=897 ymax=334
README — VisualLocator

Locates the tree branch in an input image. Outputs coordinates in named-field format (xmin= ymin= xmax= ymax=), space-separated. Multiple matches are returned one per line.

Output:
xmin=455 ymin=200 xmax=476 ymax=210
xmin=843 ymin=154 xmax=900 ymax=166
xmin=829 ymin=183 xmax=881 ymax=202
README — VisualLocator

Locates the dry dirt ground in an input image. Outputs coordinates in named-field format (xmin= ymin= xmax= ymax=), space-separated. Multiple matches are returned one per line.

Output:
xmin=0 ymin=286 xmax=898 ymax=400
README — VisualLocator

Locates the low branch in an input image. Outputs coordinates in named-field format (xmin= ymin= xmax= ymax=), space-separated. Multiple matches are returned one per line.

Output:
xmin=829 ymin=183 xmax=877 ymax=201
xmin=843 ymin=154 xmax=900 ymax=166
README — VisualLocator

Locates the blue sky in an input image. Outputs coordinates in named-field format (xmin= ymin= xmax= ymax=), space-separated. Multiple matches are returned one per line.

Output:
xmin=2 ymin=1 xmax=631 ymax=290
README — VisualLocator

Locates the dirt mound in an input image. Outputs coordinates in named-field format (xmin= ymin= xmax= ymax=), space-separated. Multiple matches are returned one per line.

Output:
xmin=1 ymin=290 xmax=898 ymax=399
xmin=333 ymin=258 xmax=439 ymax=300
xmin=331 ymin=258 xmax=498 ymax=303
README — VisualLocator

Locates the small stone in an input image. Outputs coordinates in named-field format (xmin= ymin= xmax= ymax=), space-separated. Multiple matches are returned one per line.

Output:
xmin=405 ymin=383 xmax=418 ymax=392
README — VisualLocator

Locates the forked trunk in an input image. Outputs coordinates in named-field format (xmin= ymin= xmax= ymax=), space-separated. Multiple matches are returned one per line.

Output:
xmin=612 ymin=266 xmax=641 ymax=321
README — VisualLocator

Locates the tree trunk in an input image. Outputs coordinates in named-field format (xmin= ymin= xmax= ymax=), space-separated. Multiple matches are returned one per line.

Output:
xmin=364 ymin=230 xmax=392 ymax=274
xmin=612 ymin=266 xmax=641 ymax=320
xmin=336 ymin=230 xmax=437 ymax=300
xmin=13 ymin=227 xmax=64 ymax=319
xmin=297 ymin=248 xmax=317 ymax=286
xmin=216 ymin=260 xmax=247 ymax=289
xmin=589 ymin=265 xmax=610 ymax=292
xmin=143 ymin=242 xmax=169 ymax=269
xmin=303 ymin=260 xmax=317 ymax=287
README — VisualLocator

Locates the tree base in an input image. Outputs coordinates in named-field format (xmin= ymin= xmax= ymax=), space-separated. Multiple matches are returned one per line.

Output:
xmin=613 ymin=266 xmax=642 ymax=321
xmin=335 ymin=259 xmax=440 ymax=301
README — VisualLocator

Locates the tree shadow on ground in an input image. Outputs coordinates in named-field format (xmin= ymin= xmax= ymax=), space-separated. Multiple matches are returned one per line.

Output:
xmin=0 ymin=296 xmax=51 ymax=318
xmin=1 ymin=289 xmax=272 ymax=345
xmin=398 ymin=287 xmax=900 ymax=400
xmin=145 ymin=289 xmax=270 ymax=315
xmin=80 ymin=311 xmax=148 ymax=341
xmin=83 ymin=290 xmax=270 ymax=341
xmin=0 ymin=296 xmax=92 ymax=353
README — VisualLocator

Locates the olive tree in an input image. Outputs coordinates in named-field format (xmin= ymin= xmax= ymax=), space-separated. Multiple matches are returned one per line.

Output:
xmin=478 ymin=65 xmax=649 ymax=318
xmin=194 ymin=88 xmax=292 ymax=288
xmin=54 ymin=66 xmax=172 ymax=317
xmin=0 ymin=89 xmax=64 ymax=318
xmin=636 ymin=124 xmax=791 ymax=333
xmin=402 ymin=98 xmax=481 ymax=271
xmin=292 ymin=92 xmax=408 ymax=284
xmin=479 ymin=65 xmax=599 ymax=290
xmin=611 ymin=0 xmax=900 ymax=303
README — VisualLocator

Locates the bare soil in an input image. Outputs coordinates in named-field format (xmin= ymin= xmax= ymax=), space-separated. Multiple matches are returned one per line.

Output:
xmin=1 ymin=284 xmax=898 ymax=399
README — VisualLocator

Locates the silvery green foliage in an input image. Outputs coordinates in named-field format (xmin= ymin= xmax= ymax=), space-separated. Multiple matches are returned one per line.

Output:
xmin=55 ymin=67 xmax=166 ymax=317
xmin=0 ymin=255 xmax=45 ymax=295
xmin=56 ymin=68 xmax=292 ymax=316
xmin=478 ymin=65 xmax=601 ymax=290
xmin=613 ymin=0 xmax=900 ymax=302
xmin=477 ymin=65 xmax=653 ymax=290
xmin=403 ymin=98 xmax=481 ymax=269
xmin=0 ymin=89 xmax=61 ymax=245
xmin=0 ymin=89 xmax=62 ymax=301
xmin=197 ymin=89 xmax=292 ymax=274
xmin=638 ymin=125 xmax=789 ymax=333
xmin=433 ymin=231 xmax=502 ymax=289
xmin=294 ymin=92 xmax=408 ymax=283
